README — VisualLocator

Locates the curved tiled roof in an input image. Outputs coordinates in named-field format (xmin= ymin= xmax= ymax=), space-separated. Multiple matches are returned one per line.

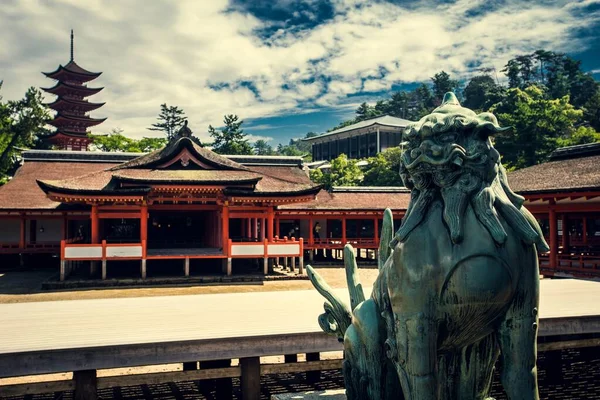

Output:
xmin=32 ymin=136 xmax=321 ymax=198
xmin=111 ymin=137 xmax=248 ymax=171
xmin=278 ymin=188 xmax=411 ymax=211
xmin=0 ymin=161 xmax=120 ymax=210
xmin=508 ymin=154 xmax=600 ymax=194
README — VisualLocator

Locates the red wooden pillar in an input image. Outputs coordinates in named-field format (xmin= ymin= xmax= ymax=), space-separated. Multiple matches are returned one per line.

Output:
xmin=308 ymin=216 xmax=314 ymax=245
xmin=19 ymin=215 xmax=26 ymax=249
xmin=260 ymin=217 xmax=266 ymax=241
xmin=140 ymin=202 xmax=148 ymax=243
xmin=222 ymin=204 xmax=230 ymax=252
xmin=342 ymin=217 xmax=347 ymax=245
xmin=253 ymin=218 xmax=258 ymax=240
xmin=561 ymin=214 xmax=569 ymax=253
xmin=374 ymin=217 xmax=379 ymax=245
xmin=549 ymin=207 xmax=558 ymax=269
xmin=246 ymin=218 xmax=251 ymax=239
xmin=275 ymin=218 xmax=280 ymax=238
xmin=91 ymin=204 xmax=99 ymax=244
xmin=267 ymin=209 xmax=274 ymax=241
xmin=583 ymin=217 xmax=588 ymax=246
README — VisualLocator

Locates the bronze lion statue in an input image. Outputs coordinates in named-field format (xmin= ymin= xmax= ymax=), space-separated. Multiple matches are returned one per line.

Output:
xmin=308 ymin=93 xmax=548 ymax=400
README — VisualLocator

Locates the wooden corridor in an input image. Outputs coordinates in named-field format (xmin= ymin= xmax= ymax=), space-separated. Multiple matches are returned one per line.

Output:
xmin=1 ymin=279 xmax=600 ymax=399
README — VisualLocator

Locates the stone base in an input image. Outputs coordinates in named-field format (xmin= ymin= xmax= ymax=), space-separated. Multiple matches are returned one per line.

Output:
xmin=271 ymin=389 xmax=346 ymax=399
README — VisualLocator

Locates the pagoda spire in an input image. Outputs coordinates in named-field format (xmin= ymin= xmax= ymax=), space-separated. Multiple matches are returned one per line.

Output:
xmin=41 ymin=31 xmax=105 ymax=151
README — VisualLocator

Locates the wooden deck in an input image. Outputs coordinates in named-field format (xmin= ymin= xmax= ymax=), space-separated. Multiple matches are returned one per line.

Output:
xmin=1 ymin=279 xmax=600 ymax=379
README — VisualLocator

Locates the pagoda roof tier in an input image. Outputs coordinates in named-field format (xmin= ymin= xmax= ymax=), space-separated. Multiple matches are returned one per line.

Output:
xmin=42 ymin=81 xmax=103 ymax=97
xmin=47 ymin=113 xmax=107 ymax=129
xmin=43 ymin=61 xmax=102 ymax=83
xmin=37 ymin=136 xmax=321 ymax=201
xmin=44 ymin=131 xmax=93 ymax=140
xmin=45 ymin=97 xmax=105 ymax=112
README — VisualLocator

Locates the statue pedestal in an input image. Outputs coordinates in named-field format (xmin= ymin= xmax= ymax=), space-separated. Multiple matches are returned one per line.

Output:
xmin=271 ymin=389 xmax=346 ymax=399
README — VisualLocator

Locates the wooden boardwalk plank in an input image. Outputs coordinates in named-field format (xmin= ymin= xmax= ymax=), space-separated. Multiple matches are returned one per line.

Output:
xmin=1 ymin=279 xmax=600 ymax=354
xmin=0 ymin=279 xmax=599 ymax=378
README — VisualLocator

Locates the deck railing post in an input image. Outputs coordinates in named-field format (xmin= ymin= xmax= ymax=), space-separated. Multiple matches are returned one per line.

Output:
xmin=299 ymin=238 xmax=304 ymax=274
xmin=240 ymin=357 xmax=260 ymax=400
xmin=101 ymin=240 xmax=107 ymax=280
xmin=141 ymin=239 xmax=147 ymax=279
xmin=306 ymin=352 xmax=321 ymax=383
xmin=263 ymin=239 xmax=269 ymax=275
xmin=73 ymin=369 xmax=97 ymax=400
xmin=60 ymin=240 xmax=66 ymax=281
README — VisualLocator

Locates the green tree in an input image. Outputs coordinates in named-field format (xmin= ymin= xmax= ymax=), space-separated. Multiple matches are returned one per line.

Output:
xmin=309 ymin=153 xmax=362 ymax=190
xmin=253 ymin=139 xmax=275 ymax=155
xmin=583 ymin=90 xmax=600 ymax=131
xmin=91 ymin=128 xmax=166 ymax=152
xmin=0 ymin=85 xmax=51 ymax=183
xmin=209 ymin=114 xmax=253 ymax=155
xmin=462 ymin=75 xmax=506 ymax=111
xmin=355 ymin=102 xmax=382 ymax=121
xmin=557 ymin=126 xmax=600 ymax=148
xmin=361 ymin=147 xmax=404 ymax=186
xmin=431 ymin=71 xmax=460 ymax=104
xmin=328 ymin=119 xmax=357 ymax=132
xmin=491 ymin=85 xmax=583 ymax=169
xmin=276 ymin=143 xmax=304 ymax=156
xmin=147 ymin=104 xmax=187 ymax=140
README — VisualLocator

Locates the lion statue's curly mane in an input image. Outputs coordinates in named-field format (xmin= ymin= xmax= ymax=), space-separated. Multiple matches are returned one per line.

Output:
xmin=397 ymin=92 xmax=548 ymax=252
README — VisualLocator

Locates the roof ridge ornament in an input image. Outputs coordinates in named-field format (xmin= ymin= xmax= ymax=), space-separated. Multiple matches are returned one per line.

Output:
xmin=177 ymin=120 xmax=193 ymax=138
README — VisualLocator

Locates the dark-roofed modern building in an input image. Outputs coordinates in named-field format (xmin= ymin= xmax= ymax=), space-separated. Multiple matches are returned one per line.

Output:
xmin=303 ymin=115 xmax=412 ymax=161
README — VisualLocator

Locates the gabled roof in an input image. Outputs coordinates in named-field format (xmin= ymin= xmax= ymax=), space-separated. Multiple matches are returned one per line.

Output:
xmin=303 ymin=115 xmax=413 ymax=143
xmin=35 ymin=136 xmax=321 ymax=199
xmin=111 ymin=137 xmax=248 ymax=171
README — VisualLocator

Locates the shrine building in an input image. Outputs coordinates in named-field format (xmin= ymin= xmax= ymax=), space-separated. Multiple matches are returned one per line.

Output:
xmin=0 ymin=130 xmax=322 ymax=280
xmin=1 ymin=139 xmax=600 ymax=281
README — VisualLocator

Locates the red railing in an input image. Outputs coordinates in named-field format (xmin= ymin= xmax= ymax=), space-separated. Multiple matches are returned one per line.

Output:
xmin=539 ymin=252 xmax=600 ymax=279
xmin=307 ymin=237 xmax=378 ymax=248
xmin=0 ymin=242 xmax=61 ymax=253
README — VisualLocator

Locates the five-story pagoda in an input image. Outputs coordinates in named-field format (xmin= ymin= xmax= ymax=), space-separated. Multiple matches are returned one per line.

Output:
xmin=42 ymin=30 xmax=106 ymax=151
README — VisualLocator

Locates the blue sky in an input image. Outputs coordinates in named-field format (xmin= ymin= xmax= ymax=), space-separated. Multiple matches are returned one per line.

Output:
xmin=1 ymin=0 xmax=599 ymax=146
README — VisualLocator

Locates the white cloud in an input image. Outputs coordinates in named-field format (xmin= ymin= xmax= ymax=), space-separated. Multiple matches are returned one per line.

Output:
xmin=246 ymin=134 xmax=274 ymax=143
xmin=0 ymin=0 xmax=598 ymax=139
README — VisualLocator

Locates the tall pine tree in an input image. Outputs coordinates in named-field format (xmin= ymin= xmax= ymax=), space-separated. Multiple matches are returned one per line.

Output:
xmin=209 ymin=114 xmax=253 ymax=155
xmin=147 ymin=104 xmax=187 ymax=140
